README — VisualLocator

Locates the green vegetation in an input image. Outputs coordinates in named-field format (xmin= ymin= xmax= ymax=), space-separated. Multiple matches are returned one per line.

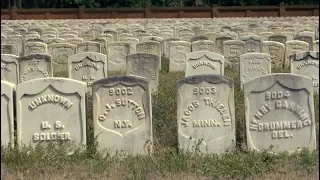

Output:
xmin=1 ymin=0 xmax=319 ymax=9
xmin=1 ymin=57 xmax=319 ymax=179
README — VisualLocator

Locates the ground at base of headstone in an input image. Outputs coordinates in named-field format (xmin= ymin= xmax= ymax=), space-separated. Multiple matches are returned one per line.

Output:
xmin=1 ymin=145 xmax=318 ymax=180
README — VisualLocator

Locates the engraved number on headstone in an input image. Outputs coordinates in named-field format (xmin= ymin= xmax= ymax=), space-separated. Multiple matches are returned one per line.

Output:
xmin=265 ymin=91 xmax=290 ymax=100
xmin=193 ymin=86 xmax=216 ymax=95
xmin=109 ymin=87 xmax=133 ymax=96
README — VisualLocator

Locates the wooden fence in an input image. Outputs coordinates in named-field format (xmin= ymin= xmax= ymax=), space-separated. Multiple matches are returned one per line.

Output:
xmin=1 ymin=3 xmax=319 ymax=20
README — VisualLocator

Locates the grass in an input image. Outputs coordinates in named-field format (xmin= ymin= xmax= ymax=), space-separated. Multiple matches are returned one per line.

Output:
xmin=1 ymin=57 xmax=319 ymax=180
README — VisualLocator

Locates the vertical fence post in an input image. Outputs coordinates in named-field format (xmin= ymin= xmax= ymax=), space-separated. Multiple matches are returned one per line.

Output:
xmin=78 ymin=6 xmax=84 ymax=19
xmin=279 ymin=2 xmax=286 ymax=17
xmin=245 ymin=9 xmax=252 ymax=17
xmin=313 ymin=8 xmax=319 ymax=16
xmin=178 ymin=8 xmax=184 ymax=18
xmin=211 ymin=4 xmax=218 ymax=18
xmin=145 ymin=5 xmax=151 ymax=18
xmin=45 ymin=12 xmax=51 ymax=19
xmin=10 ymin=7 xmax=17 ymax=20
xmin=112 ymin=11 xmax=118 ymax=18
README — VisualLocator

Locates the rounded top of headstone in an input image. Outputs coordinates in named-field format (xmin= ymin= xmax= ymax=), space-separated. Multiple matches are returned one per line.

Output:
xmin=92 ymin=76 xmax=150 ymax=87
xmin=243 ymin=73 xmax=313 ymax=93
xmin=176 ymin=74 xmax=233 ymax=89
xmin=289 ymin=51 xmax=319 ymax=61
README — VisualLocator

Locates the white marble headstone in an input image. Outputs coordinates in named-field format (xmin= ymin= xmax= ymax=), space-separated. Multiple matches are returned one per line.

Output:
xmin=16 ymin=78 xmax=87 ymax=148
xmin=18 ymin=54 xmax=53 ymax=83
xmin=240 ymin=53 xmax=271 ymax=89
xmin=1 ymin=80 xmax=15 ymax=147
xmin=244 ymin=73 xmax=316 ymax=153
xmin=177 ymin=75 xmax=235 ymax=154
xmin=1 ymin=54 xmax=19 ymax=84
xmin=290 ymin=51 xmax=319 ymax=93
xmin=185 ymin=51 xmax=225 ymax=77
xmin=126 ymin=53 xmax=159 ymax=93
xmin=68 ymin=52 xmax=107 ymax=90
xmin=93 ymin=76 xmax=153 ymax=156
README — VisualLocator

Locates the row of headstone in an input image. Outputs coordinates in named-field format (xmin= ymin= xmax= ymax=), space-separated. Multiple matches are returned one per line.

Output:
xmin=2 ymin=38 xmax=318 ymax=77
xmin=175 ymin=50 xmax=319 ymax=93
xmin=2 ymin=17 xmax=318 ymax=65
xmin=1 ymin=18 xmax=318 ymax=43
xmin=1 ymin=76 xmax=152 ymax=156
xmin=1 ymin=52 xmax=160 ymax=93
xmin=1 ymin=73 xmax=316 ymax=155
xmin=2 ymin=33 xmax=318 ymax=59
xmin=2 ymin=50 xmax=318 ymax=93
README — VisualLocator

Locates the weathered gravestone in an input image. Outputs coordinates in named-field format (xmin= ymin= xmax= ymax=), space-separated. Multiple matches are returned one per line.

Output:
xmin=118 ymin=33 xmax=133 ymax=41
xmin=3 ymin=35 xmax=23 ymax=56
xmin=80 ymin=32 xmax=95 ymax=42
xmin=133 ymin=30 xmax=146 ymax=39
xmin=50 ymin=43 xmax=76 ymax=75
xmin=314 ymin=24 xmax=319 ymax=40
xmin=136 ymin=41 xmax=162 ymax=69
xmin=65 ymin=37 xmax=83 ymax=45
xmin=262 ymin=41 xmax=285 ymax=69
xmin=295 ymin=35 xmax=313 ymax=50
xmin=190 ymin=35 xmax=209 ymax=43
xmin=68 ymin=52 xmax=107 ymax=89
xmin=140 ymin=36 xmax=163 ymax=43
xmin=92 ymin=76 xmax=153 ymax=156
xmin=185 ymin=51 xmax=225 ymax=77
xmin=314 ymin=40 xmax=319 ymax=51
xmin=121 ymin=37 xmax=139 ymax=55
xmin=240 ymin=53 xmax=271 ymax=89
xmin=138 ymin=33 xmax=152 ymax=42
xmin=204 ymin=32 xmax=219 ymax=42
xmin=1 ymin=44 xmax=16 ymax=55
xmin=42 ymin=34 xmax=56 ymax=41
xmin=16 ymin=78 xmax=87 ymax=148
xmin=1 ymin=34 xmax=6 ymax=42
xmin=176 ymin=75 xmax=235 ymax=154
xmin=91 ymin=38 xmax=108 ymax=55
xmin=281 ymin=32 xmax=295 ymax=41
xmin=285 ymin=40 xmax=309 ymax=69
xmin=1 ymin=80 xmax=15 ymax=147
xmin=259 ymin=32 xmax=274 ymax=41
xmin=315 ymin=25 xmax=319 ymax=40
xmin=24 ymin=42 xmax=47 ymax=56
xmin=180 ymin=32 xmax=195 ymax=42
xmin=191 ymin=40 xmax=215 ymax=52
xmin=59 ymin=34 xmax=77 ymax=40
xmin=159 ymin=32 xmax=173 ymax=39
xmin=107 ymin=42 xmax=130 ymax=72
xmin=18 ymin=54 xmax=53 ymax=83
xmin=77 ymin=41 xmax=101 ymax=53
xmin=223 ymin=40 xmax=246 ymax=68
xmin=244 ymin=74 xmax=316 ymax=153
xmin=219 ymin=31 xmax=238 ymax=40
xmin=44 ymin=38 xmax=65 ymax=47
xmin=240 ymin=35 xmax=262 ymax=53
xmin=268 ymin=35 xmax=287 ymax=45
xmin=299 ymin=31 xmax=315 ymax=42
xmin=126 ymin=53 xmax=159 ymax=93
xmin=215 ymin=36 xmax=233 ymax=55
xmin=290 ymin=51 xmax=319 ymax=93
xmin=169 ymin=41 xmax=191 ymax=72
xmin=268 ymin=26 xmax=282 ymax=35
xmin=1 ymin=54 xmax=19 ymax=84
xmin=163 ymin=37 xmax=180 ymax=58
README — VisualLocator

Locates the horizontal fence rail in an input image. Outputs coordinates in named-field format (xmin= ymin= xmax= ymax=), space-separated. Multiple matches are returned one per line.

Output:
xmin=1 ymin=3 xmax=319 ymax=20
